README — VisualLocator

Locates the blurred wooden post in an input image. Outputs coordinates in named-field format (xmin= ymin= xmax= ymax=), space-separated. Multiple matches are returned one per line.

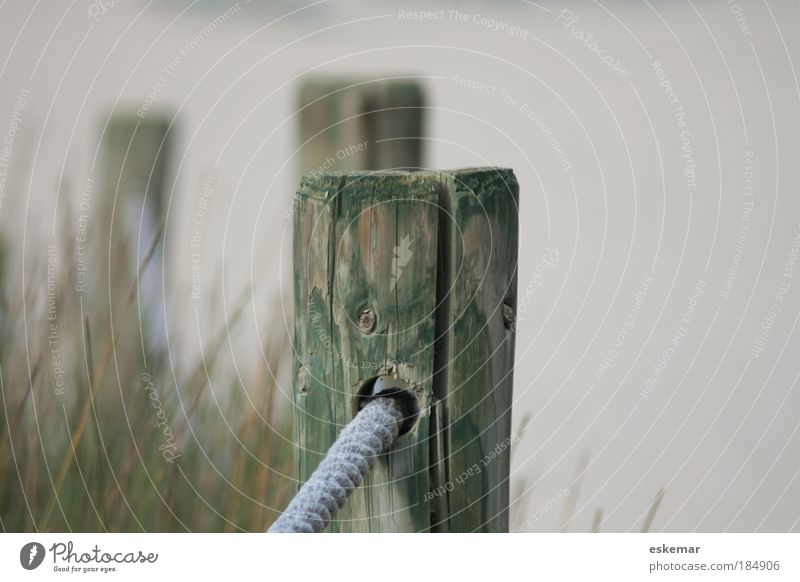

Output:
xmin=99 ymin=116 xmax=172 ymax=356
xmin=291 ymin=168 xmax=518 ymax=532
xmin=297 ymin=78 xmax=425 ymax=174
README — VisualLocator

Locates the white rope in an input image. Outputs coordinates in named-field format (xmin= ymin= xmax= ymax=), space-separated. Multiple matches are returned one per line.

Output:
xmin=268 ymin=397 xmax=403 ymax=533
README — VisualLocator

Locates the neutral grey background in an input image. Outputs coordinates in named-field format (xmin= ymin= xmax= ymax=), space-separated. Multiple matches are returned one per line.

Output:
xmin=1 ymin=0 xmax=799 ymax=532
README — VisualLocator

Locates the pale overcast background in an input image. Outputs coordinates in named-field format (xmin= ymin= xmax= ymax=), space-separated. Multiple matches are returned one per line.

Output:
xmin=1 ymin=0 xmax=799 ymax=532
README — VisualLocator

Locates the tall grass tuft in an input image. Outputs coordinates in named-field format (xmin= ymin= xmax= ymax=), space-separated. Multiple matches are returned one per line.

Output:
xmin=0 ymin=190 xmax=292 ymax=532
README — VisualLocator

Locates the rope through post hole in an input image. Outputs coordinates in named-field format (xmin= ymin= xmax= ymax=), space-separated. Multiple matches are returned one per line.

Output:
xmin=268 ymin=397 xmax=403 ymax=533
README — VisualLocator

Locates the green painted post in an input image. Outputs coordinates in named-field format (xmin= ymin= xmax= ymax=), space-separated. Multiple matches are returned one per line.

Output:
xmin=291 ymin=168 xmax=518 ymax=532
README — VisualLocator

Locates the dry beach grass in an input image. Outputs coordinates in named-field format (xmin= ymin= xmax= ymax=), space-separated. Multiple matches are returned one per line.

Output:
xmin=0 ymin=210 xmax=292 ymax=532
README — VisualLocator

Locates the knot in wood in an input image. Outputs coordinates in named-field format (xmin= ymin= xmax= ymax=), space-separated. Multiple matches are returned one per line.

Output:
xmin=358 ymin=307 xmax=377 ymax=333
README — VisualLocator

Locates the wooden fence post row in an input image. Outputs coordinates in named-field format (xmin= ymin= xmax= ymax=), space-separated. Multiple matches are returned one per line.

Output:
xmin=292 ymin=168 xmax=519 ymax=532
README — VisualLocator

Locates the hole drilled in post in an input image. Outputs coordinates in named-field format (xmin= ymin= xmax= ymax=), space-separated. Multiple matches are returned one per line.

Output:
xmin=355 ymin=374 xmax=420 ymax=437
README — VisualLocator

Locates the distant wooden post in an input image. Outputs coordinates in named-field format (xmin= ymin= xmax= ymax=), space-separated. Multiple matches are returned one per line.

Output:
xmin=291 ymin=168 xmax=518 ymax=532
xmin=98 ymin=116 xmax=172 ymax=356
xmin=297 ymin=78 xmax=426 ymax=174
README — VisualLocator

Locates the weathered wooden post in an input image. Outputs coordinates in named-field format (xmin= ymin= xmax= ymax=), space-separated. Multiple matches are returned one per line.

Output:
xmin=291 ymin=168 xmax=518 ymax=532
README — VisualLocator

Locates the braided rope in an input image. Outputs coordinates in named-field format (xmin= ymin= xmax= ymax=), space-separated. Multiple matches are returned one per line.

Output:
xmin=268 ymin=397 xmax=403 ymax=533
